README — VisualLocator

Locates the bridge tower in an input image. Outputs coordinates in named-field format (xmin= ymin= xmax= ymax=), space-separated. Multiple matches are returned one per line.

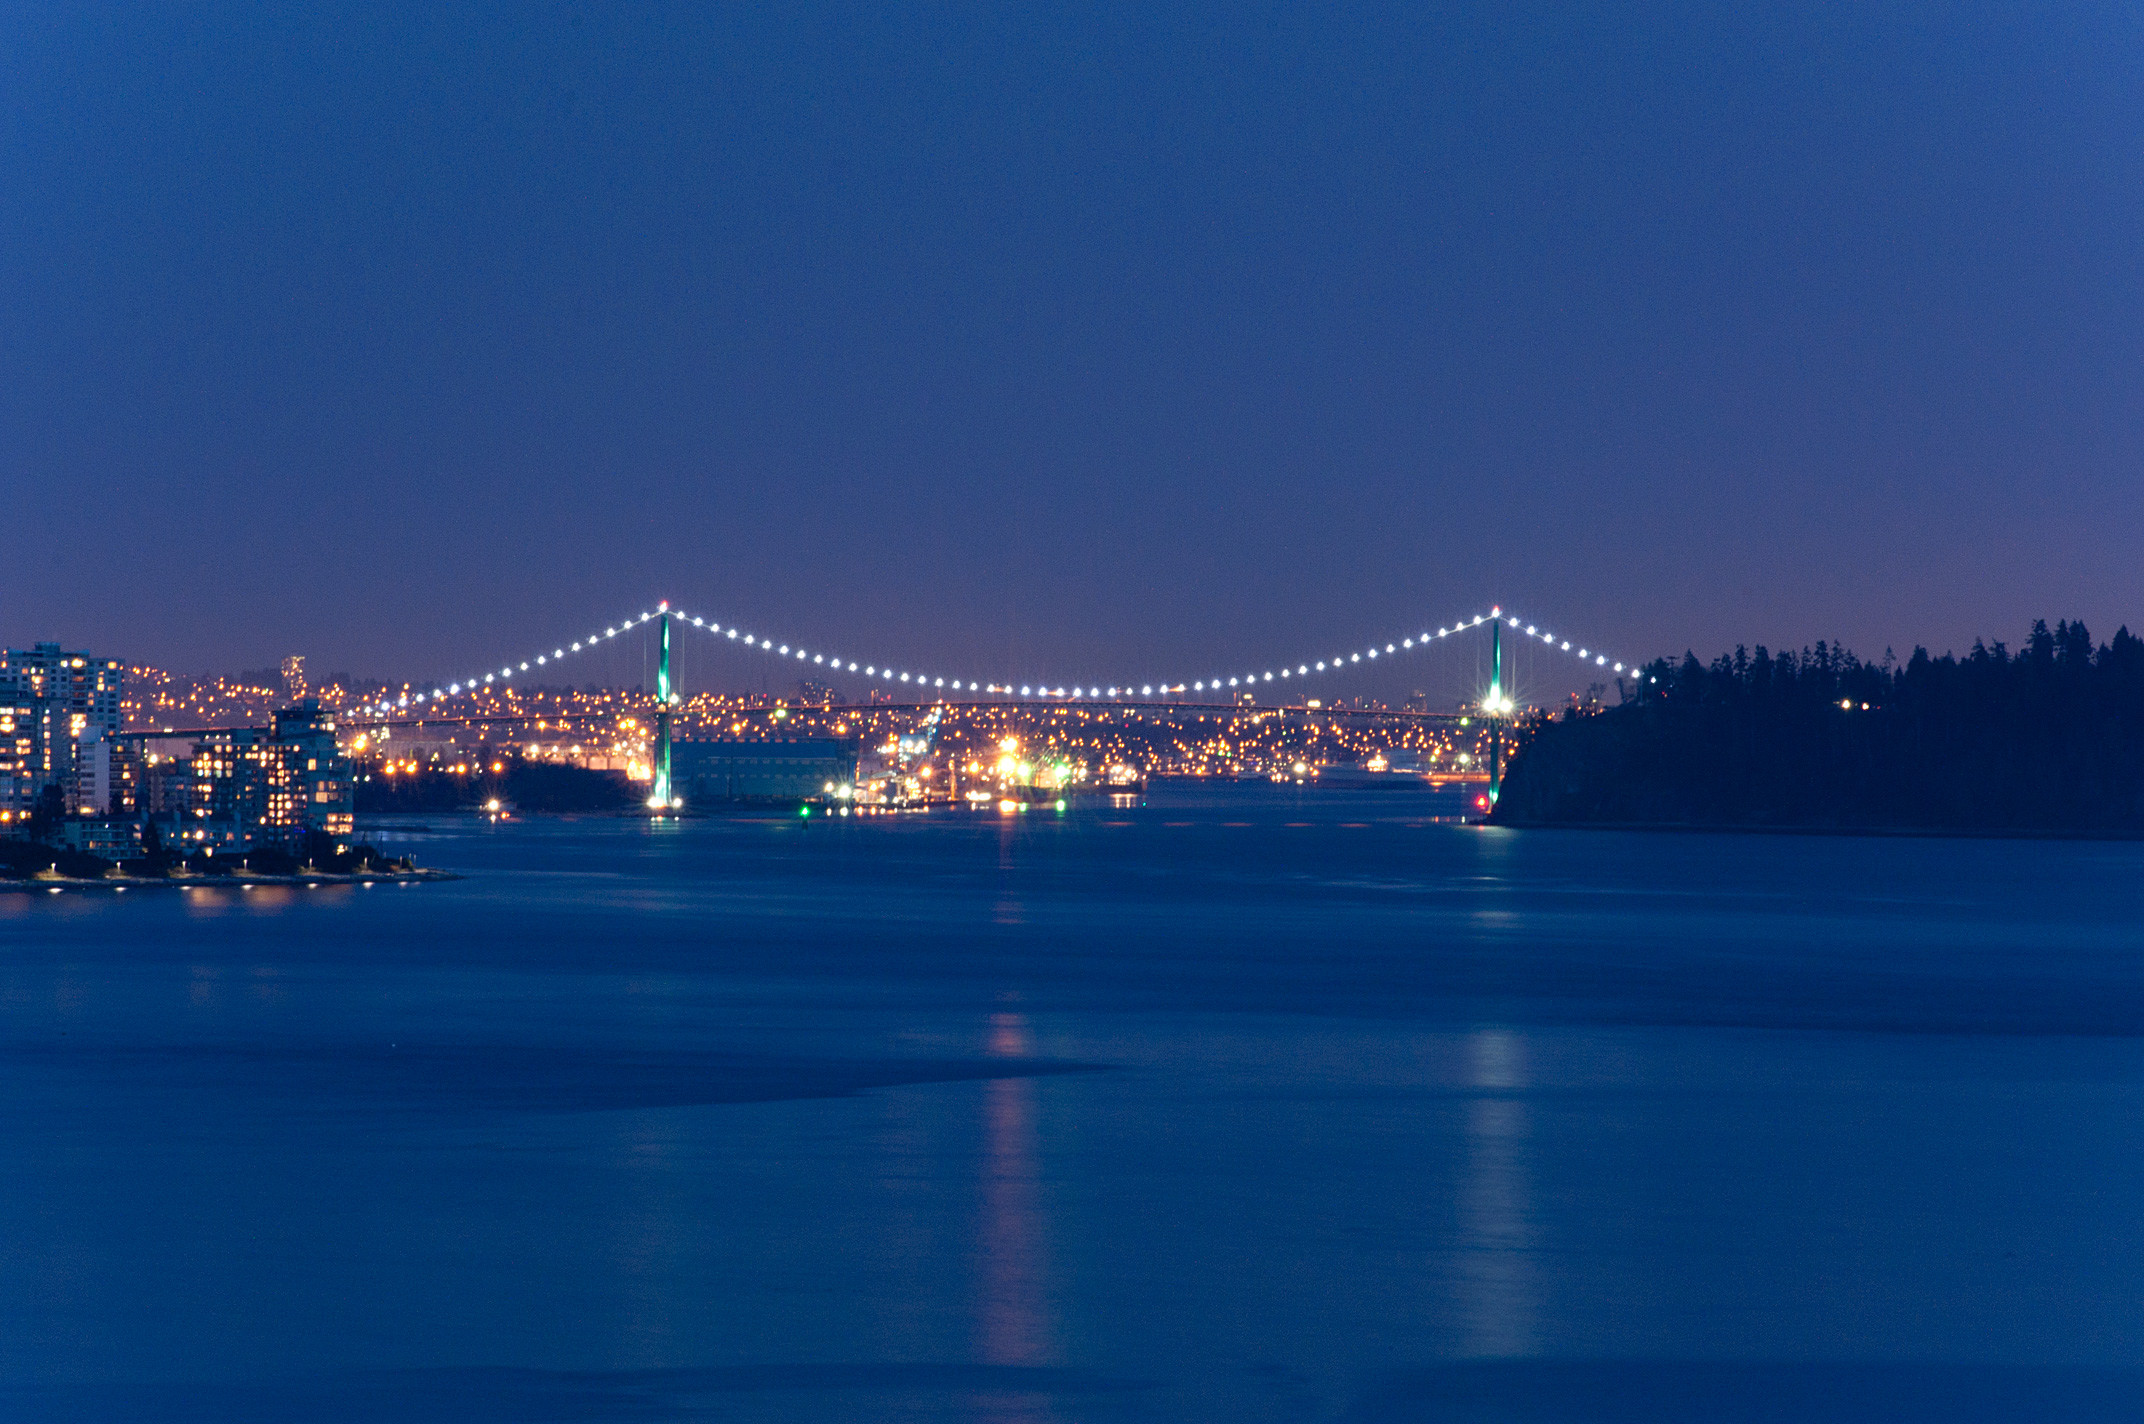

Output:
xmin=1486 ymin=614 xmax=1504 ymax=802
xmin=649 ymin=606 xmax=675 ymax=810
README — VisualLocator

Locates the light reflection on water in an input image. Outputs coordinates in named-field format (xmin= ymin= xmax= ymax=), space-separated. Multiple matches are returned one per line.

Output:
xmin=1456 ymin=1030 xmax=1533 ymax=1360
xmin=977 ymin=1013 xmax=1057 ymax=1423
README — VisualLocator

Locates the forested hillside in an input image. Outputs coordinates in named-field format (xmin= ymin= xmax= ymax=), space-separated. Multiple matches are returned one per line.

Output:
xmin=1493 ymin=621 xmax=2144 ymax=833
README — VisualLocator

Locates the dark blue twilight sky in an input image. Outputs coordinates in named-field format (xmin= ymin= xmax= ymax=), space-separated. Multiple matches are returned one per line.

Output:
xmin=4 ymin=3 xmax=2140 ymax=692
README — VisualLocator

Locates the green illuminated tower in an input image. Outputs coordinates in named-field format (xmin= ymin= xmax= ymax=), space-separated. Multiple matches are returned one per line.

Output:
xmin=650 ymin=609 xmax=674 ymax=810
xmin=1487 ymin=614 xmax=1504 ymax=804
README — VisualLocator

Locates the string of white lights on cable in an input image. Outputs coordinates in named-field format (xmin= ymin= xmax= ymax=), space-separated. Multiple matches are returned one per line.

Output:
xmin=358 ymin=601 xmax=1651 ymax=717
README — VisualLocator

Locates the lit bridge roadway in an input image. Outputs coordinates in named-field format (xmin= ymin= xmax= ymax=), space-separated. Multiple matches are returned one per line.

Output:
xmin=125 ymin=704 xmax=1505 ymax=743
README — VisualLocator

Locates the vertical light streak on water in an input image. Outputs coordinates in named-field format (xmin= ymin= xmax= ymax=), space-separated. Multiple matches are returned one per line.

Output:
xmin=1456 ymin=1028 xmax=1536 ymax=1358
xmin=975 ymin=1011 xmax=1055 ymax=1423
xmin=607 ymin=1116 xmax=684 ymax=1364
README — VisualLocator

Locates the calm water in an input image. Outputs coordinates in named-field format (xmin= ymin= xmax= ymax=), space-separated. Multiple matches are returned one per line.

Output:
xmin=5 ymin=784 xmax=2144 ymax=1422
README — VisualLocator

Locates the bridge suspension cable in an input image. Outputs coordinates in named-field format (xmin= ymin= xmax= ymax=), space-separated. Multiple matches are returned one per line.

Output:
xmin=352 ymin=601 xmax=1650 ymax=718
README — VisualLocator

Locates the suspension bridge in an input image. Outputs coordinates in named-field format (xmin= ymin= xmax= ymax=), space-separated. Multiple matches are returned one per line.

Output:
xmin=332 ymin=601 xmax=1651 ymax=807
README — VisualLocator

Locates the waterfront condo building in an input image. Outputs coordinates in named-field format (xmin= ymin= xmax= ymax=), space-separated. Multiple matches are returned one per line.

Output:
xmin=182 ymin=700 xmax=354 ymax=847
xmin=0 ymin=644 xmax=126 ymax=822
xmin=272 ymin=701 xmax=355 ymax=840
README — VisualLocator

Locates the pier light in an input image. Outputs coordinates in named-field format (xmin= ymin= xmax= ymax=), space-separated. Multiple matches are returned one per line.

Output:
xmin=727 ymin=629 xmax=737 ymax=638
xmin=1403 ymin=638 xmax=1413 ymax=647
xmin=1315 ymin=662 xmax=1325 ymax=671
xmin=1368 ymin=650 xmax=1377 ymax=659
xmin=1279 ymin=670 xmax=1289 ymax=678
xmin=1350 ymin=654 xmax=1360 ymax=662
xmin=779 ymin=645 xmax=789 ymax=654
xmin=1142 ymin=685 xmax=1152 ymax=695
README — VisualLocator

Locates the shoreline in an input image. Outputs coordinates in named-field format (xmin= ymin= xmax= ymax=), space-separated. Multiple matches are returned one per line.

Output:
xmin=1 ymin=868 xmax=462 ymax=894
xmin=1485 ymin=818 xmax=2144 ymax=843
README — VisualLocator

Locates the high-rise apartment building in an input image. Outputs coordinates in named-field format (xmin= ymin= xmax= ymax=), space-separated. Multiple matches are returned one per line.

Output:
xmin=182 ymin=700 xmax=353 ymax=846
xmin=189 ymin=726 xmax=277 ymax=835
xmin=272 ymin=702 xmax=354 ymax=840
xmin=0 ymin=644 xmax=125 ymax=818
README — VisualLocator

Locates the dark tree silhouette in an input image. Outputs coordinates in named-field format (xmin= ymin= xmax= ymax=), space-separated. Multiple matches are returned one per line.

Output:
xmin=1493 ymin=621 xmax=2144 ymax=833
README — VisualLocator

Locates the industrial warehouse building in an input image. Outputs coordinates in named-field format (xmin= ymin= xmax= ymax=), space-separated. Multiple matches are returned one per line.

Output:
xmin=671 ymin=740 xmax=858 ymax=802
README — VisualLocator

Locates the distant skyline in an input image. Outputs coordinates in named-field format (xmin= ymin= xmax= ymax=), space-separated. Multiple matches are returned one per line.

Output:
xmin=7 ymin=3 xmax=2140 ymax=688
